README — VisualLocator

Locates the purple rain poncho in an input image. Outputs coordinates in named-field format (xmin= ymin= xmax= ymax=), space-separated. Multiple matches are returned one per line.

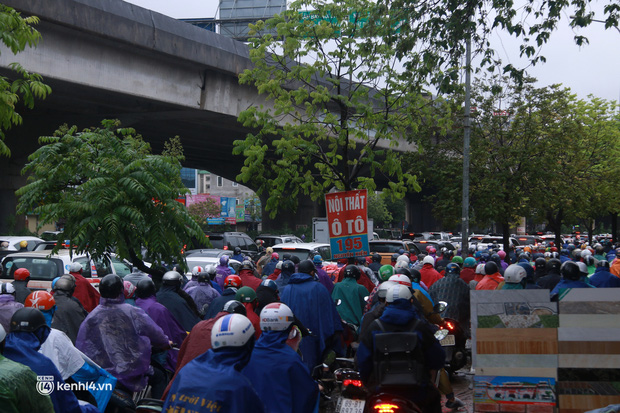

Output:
xmin=0 ymin=294 xmax=24 ymax=333
xmin=215 ymin=265 xmax=232 ymax=289
xmin=185 ymin=282 xmax=220 ymax=314
xmin=76 ymin=296 xmax=169 ymax=392
xmin=135 ymin=296 xmax=188 ymax=371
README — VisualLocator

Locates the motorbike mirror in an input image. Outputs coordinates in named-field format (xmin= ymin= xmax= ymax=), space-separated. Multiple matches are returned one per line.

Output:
xmin=335 ymin=299 xmax=342 ymax=306
xmin=434 ymin=301 xmax=448 ymax=313
xmin=434 ymin=329 xmax=449 ymax=341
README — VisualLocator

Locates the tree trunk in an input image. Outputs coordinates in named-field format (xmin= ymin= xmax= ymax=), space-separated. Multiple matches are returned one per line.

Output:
xmin=612 ymin=212 xmax=618 ymax=244
xmin=501 ymin=221 xmax=510 ymax=264
xmin=547 ymin=208 xmax=564 ymax=249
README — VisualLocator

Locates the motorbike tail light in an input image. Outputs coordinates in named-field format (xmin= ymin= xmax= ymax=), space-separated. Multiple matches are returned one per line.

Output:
xmin=343 ymin=379 xmax=363 ymax=387
xmin=373 ymin=403 xmax=400 ymax=413
xmin=445 ymin=321 xmax=454 ymax=330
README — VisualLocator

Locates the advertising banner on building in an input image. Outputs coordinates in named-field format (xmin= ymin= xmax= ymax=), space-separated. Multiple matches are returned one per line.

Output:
xmin=325 ymin=189 xmax=369 ymax=259
xmin=235 ymin=205 xmax=245 ymax=222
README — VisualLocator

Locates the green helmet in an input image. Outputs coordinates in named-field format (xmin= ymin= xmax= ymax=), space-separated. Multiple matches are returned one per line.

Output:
xmin=378 ymin=265 xmax=394 ymax=282
xmin=235 ymin=286 xmax=257 ymax=303
xmin=451 ymin=256 xmax=464 ymax=265
xmin=464 ymin=257 xmax=477 ymax=268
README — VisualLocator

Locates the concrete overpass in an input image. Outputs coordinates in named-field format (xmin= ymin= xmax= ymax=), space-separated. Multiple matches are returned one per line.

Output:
xmin=0 ymin=0 xmax=437 ymax=233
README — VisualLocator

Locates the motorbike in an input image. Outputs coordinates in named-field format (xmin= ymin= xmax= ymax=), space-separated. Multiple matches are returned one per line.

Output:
xmin=437 ymin=317 xmax=468 ymax=374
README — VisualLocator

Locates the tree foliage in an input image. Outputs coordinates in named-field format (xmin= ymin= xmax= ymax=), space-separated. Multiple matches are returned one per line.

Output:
xmin=0 ymin=5 xmax=51 ymax=156
xmin=234 ymin=0 xmax=426 ymax=218
xmin=371 ymin=0 xmax=619 ymax=92
xmin=16 ymin=120 xmax=204 ymax=277
xmin=367 ymin=192 xmax=393 ymax=228
xmin=187 ymin=198 xmax=222 ymax=225
xmin=419 ymin=77 xmax=620 ymax=247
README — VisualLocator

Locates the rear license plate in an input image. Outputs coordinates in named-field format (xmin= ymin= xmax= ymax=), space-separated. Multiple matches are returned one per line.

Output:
xmin=440 ymin=334 xmax=455 ymax=346
xmin=337 ymin=398 xmax=365 ymax=413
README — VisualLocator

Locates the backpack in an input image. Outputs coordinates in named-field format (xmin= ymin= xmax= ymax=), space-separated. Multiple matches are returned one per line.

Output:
xmin=371 ymin=318 xmax=427 ymax=387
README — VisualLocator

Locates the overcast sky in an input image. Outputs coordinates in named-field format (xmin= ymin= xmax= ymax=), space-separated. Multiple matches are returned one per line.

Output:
xmin=124 ymin=0 xmax=619 ymax=104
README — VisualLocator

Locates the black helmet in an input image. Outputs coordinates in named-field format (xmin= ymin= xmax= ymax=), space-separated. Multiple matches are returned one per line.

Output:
xmin=445 ymin=263 xmax=461 ymax=276
xmin=197 ymin=272 xmax=210 ymax=283
xmin=298 ymin=260 xmax=316 ymax=274
xmin=535 ymin=257 xmax=546 ymax=270
xmin=240 ymin=261 xmax=254 ymax=272
xmin=597 ymin=260 xmax=610 ymax=269
xmin=222 ymin=300 xmax=247 ymax=316
xmin=443 ymin=249 xmax=453 ymax=259
xmin=136 ymin=278 xmax=156 ymax=299
xmin=162 ymin=271 xmax=183 ymax=287
xmin=584 ymin=255 xmax=594 ymax=266
xmin=409 ymin=268 xmax=422 ymax=284
xmin=282 ymin=253 xmax=292 ymax=261
xmin=484 ymin=261 xmax=499 ymax=275
xmin=281 ymin=260 xmax=295 ymax=273
xmin=490 ymin=254 xmax=501 ymax=265
xmin=546 ymin=258 xmax=561 ymax=273
xmin=561 ymin=261 xmax=581 ymax=281
xmin=100 ymin=274 xmax=124 ymax=298
xmin=53 ymin=274 xmax=76 ymax=294
xmin=372 ymin=253 xmax=381 ymax=262
xmin=395 ymin=267 xmax=412 ymax=281
xmin=234 ymin=247 xmax=242 ymax=255
xmin=518 ymin=253 xmax=530 ymax=262
xmin=291 ymin=256 xmax=301 ymax=265
xmin=344 ymin=265 xmax=361 ymax=280
xmin=10 ymin=307 xmax=47 ymax=333
xmin=391 ymin=253 xmax=399 ymax=262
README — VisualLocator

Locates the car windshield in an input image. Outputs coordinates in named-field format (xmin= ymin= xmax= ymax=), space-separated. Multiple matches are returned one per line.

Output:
xmin=515 ymin=236 xmax=538 ymax=245
xmin=369 ymin=242 xmax=405 ymax=253
xmin=2 ymin=257 xmax=62 ymax=280
xmin=272 ymin=248 xmax=312 ymax=261
xmin=188 ymin=250 xmax=221 ymax=257
xmin=207 ymin=236 xmax=224 ymax=249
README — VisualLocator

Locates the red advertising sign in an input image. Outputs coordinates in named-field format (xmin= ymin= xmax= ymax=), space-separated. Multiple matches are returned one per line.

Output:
xmin=325 ymin=189 xmax=369 ymax=259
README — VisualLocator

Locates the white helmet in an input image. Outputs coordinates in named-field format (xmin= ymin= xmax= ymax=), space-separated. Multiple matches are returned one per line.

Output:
xmin=423 ymin=256 xmax=435 ymax=266
xmin=477 ymin=244 xmax=486 ymax=251
xmin=69 ymin=262 xmax=83 ymax=273
xmin=575 ymin=261 xmax=589 ymax=276
xmin=386 ymin=284 xmax=413 ymax=303
xmin=205 ymin=265 xmax=217 ymax=276
xmin=0 ymin=282 xmax=16 ymax=295
xmin=475 ymin=263 xmax=486 ymax=275
xmin=388 ymin=274 xmax=412 ymax=287
xmin=394 ymin=260 xmax=409 ymax=270
xmin=580 ymin=249 xmax=592 ymax=258
xmin=260 ymin=302 xmax=295 ymax=332
xmin=396 ymin=255 xmax=410 ymax=264
xmin=0 ymin=324 xmax=5 ymax=343
xmin=377 ymin=281 xmax=396 ymax=299
xmin=192 ymin=266 xmax=204 ymax=276
xmin=503 ymin=264 xmax=526 ymax=284
xmin=211 ymin=314 xmax=255 ymax=350
xmin=276 ymin=261 xmax=283 ymax=270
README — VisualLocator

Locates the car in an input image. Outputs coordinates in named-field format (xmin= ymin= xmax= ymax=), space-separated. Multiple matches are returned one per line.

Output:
xmin=412 ymin=239 xmax=456 ymax=254
xmin=205 ymin=232 xmax=259 ymax=259
xmin=0 ymin=236 xmax=44 ymax=251
xmin=368 ymin=240 xmax=421 ymax=265
xmin=0 ymin=250 xmax=132 ymax=291
xmin=514 ymin=235 xmax=543 ymax=247
xmin=540 ymin=234 xmax=563 ymax=246
xmin=473 ymin=236 xmax=520 ymax=251
xmin=255 ymin=234 xmax=303 ymax=248
xmin=271 ymin=242 xmax=333 ymax=262
xmin=414 ymin=232 xmax=452 ymax=242
xmin=185 ymin=249 xmax=234 ymax=269
xmin=39 ymin=231 xmax=64 ymax=241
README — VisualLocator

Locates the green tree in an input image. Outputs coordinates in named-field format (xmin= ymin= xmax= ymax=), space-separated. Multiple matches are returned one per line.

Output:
xmin=0 ymin=4 xmax=51 ymax=156
xmin=233 ymin=0 xmax=425 ymax=218
xmin=371 ymin=0 xmax=619 ymax=93
xmin=367 ymin=192 xmax=393 ymax=228
xmin=16 ymin=120 xmax=204 ymax=278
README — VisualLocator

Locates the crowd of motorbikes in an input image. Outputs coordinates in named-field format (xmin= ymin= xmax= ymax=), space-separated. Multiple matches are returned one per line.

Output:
xmin=314 ymin=301 xmax=470 ymax=413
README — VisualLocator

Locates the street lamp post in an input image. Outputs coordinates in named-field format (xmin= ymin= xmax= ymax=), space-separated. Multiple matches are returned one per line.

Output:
xmin=461 ymin=32 xmax=472 ymax=256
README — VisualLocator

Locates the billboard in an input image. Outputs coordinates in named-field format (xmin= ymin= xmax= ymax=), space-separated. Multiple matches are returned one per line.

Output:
xmin=325 ymin=189 xmax=370 ymax=259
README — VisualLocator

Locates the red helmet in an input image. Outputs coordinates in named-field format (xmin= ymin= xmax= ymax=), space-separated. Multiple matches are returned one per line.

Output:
xmin=429 ymin=247 xmax=436 ymax=254
xmin=25 ymin=291 xmax=56 ymax=311
xmin=224 ymin=275 xmax=242 ymax=288
xmin=14 ymin=268 xmax=31 ymax=281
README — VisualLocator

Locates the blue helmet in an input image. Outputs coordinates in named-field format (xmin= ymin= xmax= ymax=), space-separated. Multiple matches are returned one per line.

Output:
xmin=313 ymin=254 xmax=322 ymax=265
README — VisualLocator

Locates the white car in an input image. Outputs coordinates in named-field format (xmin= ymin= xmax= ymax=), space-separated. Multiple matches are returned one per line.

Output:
xmin=271 ymin=242 xmax=333 ymax=263
xmin=0 ymin=236 xmax=44 ymax=251
xmin=1 ymin=250 xmax=132 ymax=291
xmin=185 ymin=249 xmax=234 ymax=270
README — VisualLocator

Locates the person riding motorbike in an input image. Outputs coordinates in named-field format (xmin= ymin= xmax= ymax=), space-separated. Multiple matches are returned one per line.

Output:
xmin=331 ymin=265 xmax=369 ymax=327
xmin=203 ymin=275 xmax=242 ymax=319
xmin=216 ymin=255 xmax=233 ymax=288
xmin=5 ymin=308 xmax=99 ymax=412
xmin=12 ymin=268 xmax=32 ymax=304
xmin=243 ymin=303 xmax=318 ymax=413
xmin=0 ymin=282 xmax=23 ymax=333
xmin=357 ymin=284 xmax=444 ymax=413
xmin=589 ymin=260 xmax=620 ymax=288
xmin=185 ymin=270 xmax=221 ymax=316
xmin=156 ymin=271 xmax=201 ymax=331
xmin=238 ymin=261 xmax=261 ymax=291
xmin=51 ymin=274 xmax=88 ymax=344
xmin=163 ymin=314 xmax=266 ymax=413
xmin=550 ymin=261 xmax=595 ymax=300
xmin=76 ymin=274 xmax=171 ymax=395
